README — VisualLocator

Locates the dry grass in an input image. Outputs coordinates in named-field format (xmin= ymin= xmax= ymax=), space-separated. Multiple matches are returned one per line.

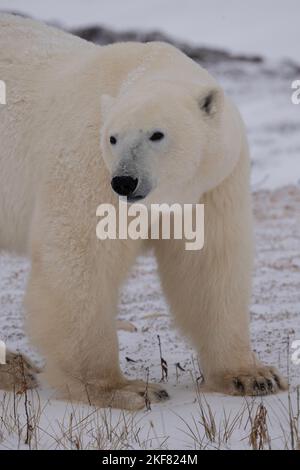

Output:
xmin=175 ymin=387 xmax=299 ymax=450
xmin=0 ymin=345 xmax=299 ymax=450
xmin=0 ymin=366 xmax=299 ymax=450
xmin=172 ymin=360 xmax=300 ymax=451
xmin=0 ymin=389 xmax=171 ymax=450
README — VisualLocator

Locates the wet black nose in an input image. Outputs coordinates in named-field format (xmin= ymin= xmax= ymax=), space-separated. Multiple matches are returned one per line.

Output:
xmin=111 ymin=176 xmax=138 ymax=196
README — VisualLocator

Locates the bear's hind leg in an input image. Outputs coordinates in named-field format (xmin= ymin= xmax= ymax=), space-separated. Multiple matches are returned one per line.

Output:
xmin=0 ymin=350 xmax=40 ymax=391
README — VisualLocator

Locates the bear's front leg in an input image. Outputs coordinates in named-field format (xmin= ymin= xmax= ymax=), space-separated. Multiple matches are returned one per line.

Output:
xmin=25 ymin=237 xmax=168 ymax=410
xmin=154 ymin=236 xmax=287 ymax=396
xmin=153 ymin=156 xmax=287 ymax=396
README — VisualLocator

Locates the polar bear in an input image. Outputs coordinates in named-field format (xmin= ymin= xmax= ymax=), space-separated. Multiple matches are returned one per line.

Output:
xmin=0 ymin=14 xmax=287 ymax=409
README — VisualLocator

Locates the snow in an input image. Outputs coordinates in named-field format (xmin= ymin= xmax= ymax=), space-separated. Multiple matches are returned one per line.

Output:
xmin=0 ymin=187 xmax=299 ymax=449
xmin=0 ymin=0 xmax=299 ymax=63
xmin=0 ymin=4 xmax=299 ymax=450
xmin=213 ymin=60 xmax=300 ymax=190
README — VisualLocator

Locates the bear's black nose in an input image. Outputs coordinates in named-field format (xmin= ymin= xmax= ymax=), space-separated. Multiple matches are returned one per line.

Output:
xmin=111 ymin=176 xmax=138 ymax=196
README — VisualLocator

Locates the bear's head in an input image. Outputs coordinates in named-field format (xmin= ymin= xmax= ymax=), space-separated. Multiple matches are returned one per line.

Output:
xmin=100 ymin=80 xmax=227 ymax=205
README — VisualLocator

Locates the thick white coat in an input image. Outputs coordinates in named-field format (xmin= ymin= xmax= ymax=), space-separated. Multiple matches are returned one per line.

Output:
xmin=0 ymin=14 xmax=286 ymax=407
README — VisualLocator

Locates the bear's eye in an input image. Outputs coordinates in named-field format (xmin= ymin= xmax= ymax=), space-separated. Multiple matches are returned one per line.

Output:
xmin=110 ymin=135 xmax=117 ymax=145
xmin=149 ymin=131 xmax=164 ymax=142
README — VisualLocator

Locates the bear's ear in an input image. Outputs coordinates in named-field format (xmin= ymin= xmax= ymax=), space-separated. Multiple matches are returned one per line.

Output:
xmin=100 ymin=94 xmax=116 ymax=118
xmin=197 ymin=86 xmax=224 ymax=117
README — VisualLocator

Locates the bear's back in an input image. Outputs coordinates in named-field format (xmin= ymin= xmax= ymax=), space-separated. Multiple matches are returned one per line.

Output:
xmin=0 ymin=13 xmax=94 ymax=66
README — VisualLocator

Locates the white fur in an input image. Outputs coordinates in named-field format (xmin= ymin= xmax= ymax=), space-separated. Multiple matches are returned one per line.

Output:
xmin=0 ymin=14 xmax=286 ymax=408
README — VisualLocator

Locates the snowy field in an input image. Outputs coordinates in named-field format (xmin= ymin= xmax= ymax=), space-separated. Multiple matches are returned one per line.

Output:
xmin=0 ymin=1 xmax=299 ymax=450
xmin=0 ymin=188 xmax=299 ymax=449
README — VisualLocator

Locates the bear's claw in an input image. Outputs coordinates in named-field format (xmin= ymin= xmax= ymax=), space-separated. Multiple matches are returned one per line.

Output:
xmin=229 ymin=367 xmax=288 ymax=396
xmin=205 ymin=365 xmax=288 ymax=397
xmin=154 ymin=389 xmax=169 ymax=400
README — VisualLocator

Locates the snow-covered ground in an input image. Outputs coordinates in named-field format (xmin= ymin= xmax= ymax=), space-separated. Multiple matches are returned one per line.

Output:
xmin=0 ymin=187 xmax=299 ymax=449
xmin=0 ymin=3 xmax=299 ymax=449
